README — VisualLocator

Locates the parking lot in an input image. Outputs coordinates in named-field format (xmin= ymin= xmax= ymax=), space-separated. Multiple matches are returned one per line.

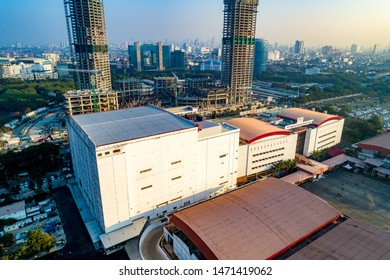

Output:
xmin=301 ymin=169 xmax=390 ymax=231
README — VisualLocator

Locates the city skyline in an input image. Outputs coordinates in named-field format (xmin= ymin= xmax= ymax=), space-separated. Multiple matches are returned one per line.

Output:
xmin=0 ymin=0 xmax=389 ymax=49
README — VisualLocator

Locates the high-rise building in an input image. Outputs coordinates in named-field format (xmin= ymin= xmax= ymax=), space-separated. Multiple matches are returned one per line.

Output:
xmin=171 ymin=50 xmax=187 ymax=69
xmin=351 ymin=44 xmax=358 ymax=54
xmin=294 ymin=40 xmax=304 ymax=54
xmin=221 ymin=0 xmax=259 ymax=105
xmin=64 ymin=0 xmax=112 ymax=90
xmin=129 ymin=42 xmax=171 ymax=71
xmin=373 ymin=44 xmax=379 ymax=54
xmin=253 ymin=38 xmax=268 ymax=76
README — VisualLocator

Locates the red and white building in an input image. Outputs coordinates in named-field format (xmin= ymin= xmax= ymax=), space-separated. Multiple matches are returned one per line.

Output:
xmin=277 ymin=108 xmax=344 ymax=157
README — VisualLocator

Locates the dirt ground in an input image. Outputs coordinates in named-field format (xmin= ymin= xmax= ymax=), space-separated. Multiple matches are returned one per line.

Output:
xmin=301 ymin=169 xmax=390 ymax=231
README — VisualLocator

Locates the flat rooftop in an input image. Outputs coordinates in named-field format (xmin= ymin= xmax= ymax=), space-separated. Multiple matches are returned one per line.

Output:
xmin=70 ymin=106 xmax=197 ymax=147
xmin=0 ymin=201 xmax=25 ymax=217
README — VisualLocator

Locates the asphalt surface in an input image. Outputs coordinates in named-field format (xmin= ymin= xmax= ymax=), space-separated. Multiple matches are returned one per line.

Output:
xmin=139 ymin=226 xmax=167 ymax=260
xmin=301 ymin=169 xmax=390 ymax=231
xmin=39 ymin=187 xmax=128 ymax=260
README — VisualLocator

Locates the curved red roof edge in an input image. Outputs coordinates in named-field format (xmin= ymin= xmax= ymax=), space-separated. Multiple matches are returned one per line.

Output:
xmin=316 ymin=116 xmax=343 ymax=127
xmin=358 ymin=144 xmax=390 ymax=155
xmin=277 ymin=114 xmax=342 ymax=128
xmin=246 ymin=131 xmax=291 ymax=144
xmin=266 ymin=214 xmax=341 ymax=260
xmin=170 ymin=215 xmax=218 ymax=260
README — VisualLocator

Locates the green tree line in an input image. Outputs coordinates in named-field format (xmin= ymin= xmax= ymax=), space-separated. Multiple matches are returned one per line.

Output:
xmin=0 ymin=142 xmax=61 ymax=182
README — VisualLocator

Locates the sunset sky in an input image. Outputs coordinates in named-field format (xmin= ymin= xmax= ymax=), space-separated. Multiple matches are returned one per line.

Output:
xmin=0 ymin=0 xmax=389 ymax=49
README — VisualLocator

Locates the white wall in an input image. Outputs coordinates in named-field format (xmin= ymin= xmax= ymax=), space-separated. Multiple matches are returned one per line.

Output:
xmin=197 ymin=129 xmax=239 ymax=199
xmin=304 ymin=119 xmax=344 ymax=156
xmin=239 ymin=134 xmax=298 ymax=177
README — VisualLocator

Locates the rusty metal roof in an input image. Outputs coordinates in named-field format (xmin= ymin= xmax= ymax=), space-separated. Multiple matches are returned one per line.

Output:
xmin=287 ymin=219 xmax=390 ymax=260
xmin=170 ymin=177 xmax=340 ymax=260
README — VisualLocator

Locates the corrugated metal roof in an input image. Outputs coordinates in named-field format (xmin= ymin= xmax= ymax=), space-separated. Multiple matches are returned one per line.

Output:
xmin=170 ymin=177 xmax=340 ymax=260
xmin=70 ymin=106 xmax=197 ymax=147
xmin=287 ymin=219 xmax=390 ymax=260
xmin=278 ymin=108 xmax=342 ymax=127
xmin=226 ymin=118 xmax=291 ymax=144
xmin=358 ymin=133 xmax=390 ymax=155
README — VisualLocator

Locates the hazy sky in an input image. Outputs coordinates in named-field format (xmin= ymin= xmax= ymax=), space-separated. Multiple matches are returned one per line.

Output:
xmin=0 ymin=0 xmax=389 ymax=49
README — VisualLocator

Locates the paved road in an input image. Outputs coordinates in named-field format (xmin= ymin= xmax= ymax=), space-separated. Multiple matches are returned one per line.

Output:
xmin=140 ymin=226 xmax=167 ymax=260
xmin=39 ymin=187 xmax=128 ymax=260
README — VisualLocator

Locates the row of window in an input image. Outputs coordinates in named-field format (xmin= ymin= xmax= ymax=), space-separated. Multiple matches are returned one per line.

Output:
xmin=318 ymin=135 xmax=336 ymax=145
xmin=250 ymin=140 xmax=289 ymax=152
xmin=251 ymin=160 xmax=280 ymax=170
xmin=318 ymin=140 xmax=336 ymax=150
xmin=141 ymin=176 xmax=182 ymax=190
xmin=140 ymin=160 xmax=182 ymax=174
xmin=252 ymin=153 xmax=284 ymax=164
xmin=253 ymin=147 xmax=285 ymax=157
xmin=97 ymin=148 xmax=121 ymax=157
xmin=318 ymin=130 xmax=337 ymax=139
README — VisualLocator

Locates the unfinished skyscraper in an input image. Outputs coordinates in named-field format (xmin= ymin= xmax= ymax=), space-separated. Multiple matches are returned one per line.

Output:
xmin=64 ymin=0 xmax=112 ymax=90
xmin=221 ymin=0 xmax=259 ymax=105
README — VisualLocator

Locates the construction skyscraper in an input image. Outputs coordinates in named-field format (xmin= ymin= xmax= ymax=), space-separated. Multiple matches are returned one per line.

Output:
xmin=221 ymin=0 xmax=259 ymax=105
xmin=64 ymin=0 xmax=112 ymax=90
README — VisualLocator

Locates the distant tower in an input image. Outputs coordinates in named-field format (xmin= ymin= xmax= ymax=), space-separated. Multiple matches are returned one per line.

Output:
xmin=373 ymin=44 xmax=379 ymax=54
xmin=253 ymin=38 xmax=268 ymax=76
xmin=64 ymin=0 xmax=112 ymax=90
xmin=294 ymin=40 xmax=304 ymax=54
xmin=221 ymin=0 xmax=259 ymax=105
xmin=351 ymin=44 xmax=358 ymax=54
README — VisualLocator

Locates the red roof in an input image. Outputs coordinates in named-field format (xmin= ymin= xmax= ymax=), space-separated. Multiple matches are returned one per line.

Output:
xmin=278 ymin=108 xmax=342 ymax=127
xmin=226 ymin=118 xmax=291 ymax=144
xmin=358 ymin=133 xmax=390 ymax=155
xmin=170 ymin=178 xmax=340 ymax=260
xmin=287 ymin=219 xmax=390 ymax=260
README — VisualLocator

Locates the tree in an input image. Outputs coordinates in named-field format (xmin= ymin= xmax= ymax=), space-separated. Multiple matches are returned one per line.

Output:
xmin=310 ymin=149 xmax=330 ymax=162
xmin=368 ymin=114 xmax=383 ymax=132
xmin=27 ymin=229 xmax=55 ymax=255
xmin=0 ymin=233 xmax=14 ymax=246
xmin=273 ymin=159 xmax=297 ymax=177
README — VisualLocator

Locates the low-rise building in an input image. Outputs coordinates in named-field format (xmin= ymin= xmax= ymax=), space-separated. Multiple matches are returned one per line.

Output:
xmin=0 ymin=201 xmax=26 ymax=220
xmin=226 ymin=118 xmax=297 ymax=180
xmin=277 ymin=108 xmax=344 ymax=156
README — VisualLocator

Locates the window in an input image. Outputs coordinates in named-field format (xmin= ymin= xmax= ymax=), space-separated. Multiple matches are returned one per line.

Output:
xmin=171 ymin=176 xmax=182 ymax=181
xmin=183 ymin=201 xmax=190 ymax=207
xmin=97 ymin=153 xmax=102 ymax=157
xmin=141 ymin=185 xmax=152 ymax=190
xmin=140 ymin=168 xmax=152 ymax=174
xmin=171 ymin=160 xmax=181 ymax=165
xmin=170 ymin=196 xmax=182 ymax=202
xmin=219 ymin=154 xmax=227 ymax=158
xmin=104 ymin=151 xmax=110 ymax=155
xmin=113 ymin=149 xmax=121 ymax=154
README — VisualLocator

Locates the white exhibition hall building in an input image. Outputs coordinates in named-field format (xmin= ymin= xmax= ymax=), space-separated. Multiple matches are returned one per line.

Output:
xmin=67 ymin=106 xmax=344 ymax=252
